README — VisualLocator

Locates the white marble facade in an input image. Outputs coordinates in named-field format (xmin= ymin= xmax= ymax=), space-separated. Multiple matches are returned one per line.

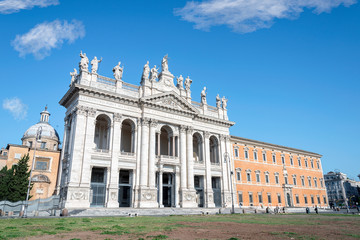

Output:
xmin=58 ymin=53 xmax=235 ymax=209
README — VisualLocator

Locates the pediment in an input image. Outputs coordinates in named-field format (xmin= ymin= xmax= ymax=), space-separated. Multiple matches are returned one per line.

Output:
xmin=141 ymin=92 xmax=199 ymax=114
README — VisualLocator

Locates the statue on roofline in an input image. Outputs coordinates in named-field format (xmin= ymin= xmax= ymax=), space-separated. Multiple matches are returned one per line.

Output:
xmin=222 ymin=96 xmax=228 ymax=109
xmin=177 ymin=75 xmax=184 ymax=89
xmin=184 ymin=76 xmax=192 ymax=91
xmin=150 ymin=65 xmax=159 ymax=82
xmin=216 ymin=94 xmax=221 ymax=108
xmin=201 ymin=87 xmax=207 ymax=105
xmin=79 ymin=51 xmax=89 ymax=72
xmin=91 ymin=56 xmax=102 ymax=74
xmin=70 ymin=68 xmax=78 ymax=84
xmin=161 ymin=54 xmax=169 ymax=72
xmin=142 ymin=61 xmax=150 ymax=81
xmin=113 ymin=62 xmax=124 ymax=81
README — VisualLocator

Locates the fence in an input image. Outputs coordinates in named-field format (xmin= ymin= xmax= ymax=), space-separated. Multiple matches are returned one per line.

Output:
xmin=0 ymin=195 xmax=60 ymax=217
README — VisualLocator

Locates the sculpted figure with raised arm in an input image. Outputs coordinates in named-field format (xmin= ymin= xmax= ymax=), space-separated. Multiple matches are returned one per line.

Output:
xmin=91 ymin=56 xmax=102 ymax=73
xmin=70 ymin=68 xmax=78 ymax=84
xmin=150 ymin=65 xmax=159 ymax=82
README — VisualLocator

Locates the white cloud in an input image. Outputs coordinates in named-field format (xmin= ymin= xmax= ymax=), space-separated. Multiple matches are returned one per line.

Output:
xmin=12 ymin=19 xmax=85 ymax=59
xmin=2 ymin=97 xmax=28 ymax=120
xmin=0 ymin=0 xmax=59 ymax=14
xmin=175 ymin=0 xmax=357 ymax=33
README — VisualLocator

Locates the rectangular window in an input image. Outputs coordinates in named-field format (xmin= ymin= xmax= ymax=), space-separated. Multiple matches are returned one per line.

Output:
xmin=249 ymin=193 xmax=253 ymax=203
xmin=267 ymin=194 xmax=272 ymax=204
xmin=290 ymin=157 xmax=293 ymax=165
xmin=14 ymin=153 xmax=21 ymax=159
xmin=275 ymin=175 xmax=279 ymax=184
xmin=256 ymin=173 xmax=260 ymax=183
xmin=281 ymin=156 xmax=285 ymax=164
xmin=245 ymin=150 xmax=249 ymax=159
xmin=234 ymin=148 xmax=239 ymax=157
xmin=311 ymin=196 xmax=314 ymax=204
xmin=277 ymin=194 xmax=281 ymax=204
xmin=304 ymin=196 xmax=308 ymax=204
xmin=272 ymin=155 xmax=276 ymax=163
xmin=284 ymin=176 xmax=288 ymax=185
xmin=34 ymin=158 xmax=50 ymax=171
xmin=308 ymin=178 xmax=312 ymax=187
xmin=293 ymin=177 xmax=297 ymax=186
xmin=29 ymin=141 xmax=33 ymax=148
xmin=298 ymin=158 xmax=301 ymax=166
xmin=317 ymin=196 xmax=321 ymax=204
xmin=254 ymin=151 xmax=258 ymax=160
xmin=41 ymin=142 xmax=46 ymax=149
xmin=320 ymin=179 xmax=324 ymax=188
xmin=317 ymin=161 xmax=320 ymax=169
xmin=301 ymin=178 xmax=305 ymax=186
xmin=238 ymin=192 xmax=243 ymax=204
xmin=236 ymin=171 xmax=241 ymax=181
xmin=247 ymin=173 xmax=251 ymax=182
xmin=263 ymin=153 xmax=266 ymax=162
xmin=314 ymin=179 xmax=318 ymax=188
xmin=323 ymin=196 xmax=327 ymax=204
xmin=265 ymin=174 xmax=269 ymax=183
xmin=305 ymin=160 xmax=308 ymax=168
xmin=258 ymin=193 xmax=263 ymax=203
xmin=296 ymin=195 xmax=299 ymax=204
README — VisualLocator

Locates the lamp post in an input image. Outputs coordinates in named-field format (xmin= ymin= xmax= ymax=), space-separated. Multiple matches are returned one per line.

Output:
xmin=23 ymin=126 xmax=42 ymax=218
xmin=224 ymin=152 xmax=235 ymax=214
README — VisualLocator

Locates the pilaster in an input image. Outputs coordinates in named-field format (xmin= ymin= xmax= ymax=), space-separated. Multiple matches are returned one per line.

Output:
xmin=204 ymin=131 xmax=215 ymax=208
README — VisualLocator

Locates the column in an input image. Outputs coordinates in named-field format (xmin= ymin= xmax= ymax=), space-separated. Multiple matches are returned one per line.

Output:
xmin=148 ymin=120 xmax=157 ymax=188
xmin=157 ymin=132 xmax=160 ymax=156
xmin=172 ymin=137 xmax=175 ymax=156
xmin=204 ymin=131 xmax=215 ymax=208
xmin=159 ymin=167 xmax=163 ymax=207
xmin=179 ymin=126 xmax=187 ymax=190
xmin=186 ymin=127 xmax=194 ymax=189
xmin=219 ymin=135 xmax=230 ymax=207
xmin=56 ymin=118 xmax=69 ymax=195
xmin=107 ymin=113 xmax=122 ymax=208
xmin=140 ymin=118 xmax=150 ymax=186
xmin=134 ymin=118 xmax=141 ymax=208
xmin=80 ymin=108 xmax=97 ymax=187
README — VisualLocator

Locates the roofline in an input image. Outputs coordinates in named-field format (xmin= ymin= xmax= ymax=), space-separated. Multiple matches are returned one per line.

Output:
xmin=6 ymin=144 xmax=61 ymax=153
xmin=230 ymin=135 xmax=322 ymax=158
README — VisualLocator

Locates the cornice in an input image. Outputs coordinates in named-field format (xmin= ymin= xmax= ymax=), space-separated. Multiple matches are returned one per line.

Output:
xmin=230 ymin=135 xmax=322 ymax=158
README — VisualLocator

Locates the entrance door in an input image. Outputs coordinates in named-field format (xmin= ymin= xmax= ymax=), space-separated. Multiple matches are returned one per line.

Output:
xmin=118 ymin=170 xmax=132 ymax=207
xmin=287 ymin=193 xmax=292 ymax=207
xmin=90 ymin=168 xmax=107 ymax=207
xmin=212 ymin=177 xmax=222 ymax=207
xmin=163 ymin=173 xmax=173 ymax=207
xmin=194 ymin=176 xmax=204 ymax=207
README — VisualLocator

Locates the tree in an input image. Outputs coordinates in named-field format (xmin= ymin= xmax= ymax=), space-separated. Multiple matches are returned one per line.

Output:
xmin=0 ymin=154 xmax=32 ymax=202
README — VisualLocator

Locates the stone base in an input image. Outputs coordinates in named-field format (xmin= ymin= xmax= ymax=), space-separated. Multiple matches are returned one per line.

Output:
xmin=138 ymin=187 xmax=158 ymax=208
xmin=63 ymin=186 xmax=90 ymax=209
xmin=180 ymin=189 xmax=198 ymax=208
xmin=107 ymin=187 xmax=119 ymax=208
xmin=222 ymin=191 xmax=232 ymax=208
xmin=205 ymin=190 xmax=215 ymax=208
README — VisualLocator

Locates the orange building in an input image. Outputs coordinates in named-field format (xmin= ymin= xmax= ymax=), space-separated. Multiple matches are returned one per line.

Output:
xmin=230 ymin=136 xmax=328 ymax=208
xmin=3 ymin=107 xmax=61 ymax=200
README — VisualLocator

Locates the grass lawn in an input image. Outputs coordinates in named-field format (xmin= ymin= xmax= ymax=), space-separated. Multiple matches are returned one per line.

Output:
xmin=0 ymin=213 xmax=359 ymax=240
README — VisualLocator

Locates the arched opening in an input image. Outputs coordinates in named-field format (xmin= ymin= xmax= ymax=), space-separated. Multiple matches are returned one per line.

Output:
xmin=209 ymin=136 xmax=219 ymax=164
xmin=193 ymin=133 xmax=203 ymax=162
xmin=156 ymin=125 xmax=177 ymax=157
xmin=94 ymin=114 xmax=111 ymax=150
xmin=121 ymin=119 xmax=135 ymax=153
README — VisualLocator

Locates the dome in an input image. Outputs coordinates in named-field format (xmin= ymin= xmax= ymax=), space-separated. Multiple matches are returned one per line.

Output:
xmin=23 ymin=122 xmax=60 ymax=142
xmin=22 ymin=106 xmax=60 ymax=143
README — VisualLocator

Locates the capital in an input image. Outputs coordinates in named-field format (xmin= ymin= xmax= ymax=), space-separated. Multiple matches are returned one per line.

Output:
xmin=88 ymin=108 xmax=96 ymax=118
xmin=150 ymin=119 xmax=158 ymax=128
xmin=141 ymin=117 xmax=150 ymax=126
xmin=179 ymin=125 xmax=187 ymax=133
xmin=75 ymin=105 xmax=87 ymax=116
xmin=113 ymin=113 xmax=122 ymax=122
xmin=204 ymin=131 xmax=210 ymax=138
xmin=186 ymin=127 xmax=194 ymax=134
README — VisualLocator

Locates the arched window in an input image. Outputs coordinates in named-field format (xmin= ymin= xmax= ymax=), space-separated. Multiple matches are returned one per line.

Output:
xmin=94 ymin=114 xmax=111 ymax=150
xmin=121 ymin=119 xmax=135 ymax=153
xmin=158 ymin=126 xmax=175 ymax=156
xmin=193 ymin=133 xmax=203 ymax=162
xmin=209 ymin=136 xmax=219 ymax=164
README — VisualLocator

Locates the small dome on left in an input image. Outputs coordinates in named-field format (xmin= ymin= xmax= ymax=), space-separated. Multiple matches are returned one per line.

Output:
xmin=22 ymin=106 xmax=60 ymax=150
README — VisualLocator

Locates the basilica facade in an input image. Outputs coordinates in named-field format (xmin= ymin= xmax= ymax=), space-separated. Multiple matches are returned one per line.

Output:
xmin=58 ymin=53 xmax=235 ymax=209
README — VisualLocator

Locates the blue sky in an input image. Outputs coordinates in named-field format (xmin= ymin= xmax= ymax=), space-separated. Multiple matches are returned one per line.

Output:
xmin=0 ymin=0 xmax=359 ymax=179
